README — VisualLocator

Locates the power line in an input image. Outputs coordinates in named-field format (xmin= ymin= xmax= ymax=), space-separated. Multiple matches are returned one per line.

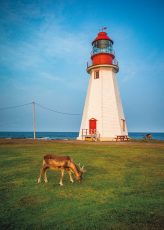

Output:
xmin=0 ymin=101 xmax=81 ymax=139
xmin=0 ymin=102 xmax=32 ymax=111
xmin=0 ymin=102 xmax=81 ymax=116
xmin=35 ymin=102 xmax=81 ymax=116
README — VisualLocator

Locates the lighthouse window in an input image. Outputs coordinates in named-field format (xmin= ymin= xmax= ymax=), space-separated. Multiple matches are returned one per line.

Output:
xmin=122 ymin=119 xmax=126 ymax=131
xmin=94 ymin=70 xmax=99 ymax=79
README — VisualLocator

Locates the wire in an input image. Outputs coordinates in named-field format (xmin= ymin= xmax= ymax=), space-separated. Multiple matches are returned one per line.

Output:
xmin=0 ymin=102 xmax=32 ymax=111
xmin=35 ymin=102 xmax=81 ymax=116
xmin=0 ymin=102 xmax=81 ymax=116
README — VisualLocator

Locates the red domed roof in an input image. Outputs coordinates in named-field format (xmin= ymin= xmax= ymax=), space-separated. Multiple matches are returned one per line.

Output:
xmin=92 ymin=31 xmax=113 ymax=45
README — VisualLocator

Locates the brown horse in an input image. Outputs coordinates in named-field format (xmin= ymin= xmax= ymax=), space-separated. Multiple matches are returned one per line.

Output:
xmin=38 ymin=154 xmax=86 ymax=186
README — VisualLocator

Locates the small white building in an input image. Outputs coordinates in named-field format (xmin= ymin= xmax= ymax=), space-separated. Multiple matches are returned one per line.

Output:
xmin=78 ymin=30 xmax=128 ymax=141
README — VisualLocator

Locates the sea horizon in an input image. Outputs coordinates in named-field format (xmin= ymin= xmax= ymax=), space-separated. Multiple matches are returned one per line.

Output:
xmin=1 ymin=131 xmax=164 ymax=133
xmin=0 ymin=131 xmax=164 ymax=140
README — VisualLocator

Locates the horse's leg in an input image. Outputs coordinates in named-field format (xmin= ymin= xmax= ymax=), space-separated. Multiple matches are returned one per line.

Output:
xmin=43 ymin=166 xmax=49 ymax=183
xmin=68 ymin=170 xmax=74 ymax=183
xmin=38 ymin=166 xmax=44 ymax=183
xmin=59 ymin=169 xmax=64 ymax=186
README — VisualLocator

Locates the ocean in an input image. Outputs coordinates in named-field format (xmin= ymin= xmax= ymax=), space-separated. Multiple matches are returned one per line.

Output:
xmin=0 ymin=132 xmax=164 ymax=140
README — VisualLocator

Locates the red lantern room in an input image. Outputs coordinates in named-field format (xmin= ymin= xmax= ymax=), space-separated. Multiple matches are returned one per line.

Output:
xmin=91 ymin=30 xmax=117 ymax=66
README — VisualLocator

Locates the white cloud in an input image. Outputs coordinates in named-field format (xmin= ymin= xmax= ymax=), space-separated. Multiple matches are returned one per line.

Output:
xmin=39 ymin=72 xmax=63 ymax=82
xmin=0 ymin=16 xmax=89 ymax=76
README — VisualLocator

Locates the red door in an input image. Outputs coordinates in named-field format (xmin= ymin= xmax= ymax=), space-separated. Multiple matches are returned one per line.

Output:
xmin=89 ymin=118 xmax=97 ymax=134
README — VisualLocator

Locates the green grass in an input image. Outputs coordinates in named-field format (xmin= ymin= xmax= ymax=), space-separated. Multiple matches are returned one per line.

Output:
xmin=0 ymin=140 xmax=164 ymax=230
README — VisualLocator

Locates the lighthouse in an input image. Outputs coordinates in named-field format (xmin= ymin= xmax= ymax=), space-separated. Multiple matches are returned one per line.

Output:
xmin=78 ymin=29 xmax=128 ymax=141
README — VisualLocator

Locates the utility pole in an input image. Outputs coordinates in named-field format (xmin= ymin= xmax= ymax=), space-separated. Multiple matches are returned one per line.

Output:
xmin=32 ymin=101 xmax=36 ymax=140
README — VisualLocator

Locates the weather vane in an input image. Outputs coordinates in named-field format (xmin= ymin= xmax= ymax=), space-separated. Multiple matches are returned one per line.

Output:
xmin=100 ymin=27 xmax=107 ymax=32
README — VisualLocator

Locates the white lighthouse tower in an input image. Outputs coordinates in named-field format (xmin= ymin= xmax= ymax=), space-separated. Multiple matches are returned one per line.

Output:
xmin=78 ymin=29 xmax=128 ymax=141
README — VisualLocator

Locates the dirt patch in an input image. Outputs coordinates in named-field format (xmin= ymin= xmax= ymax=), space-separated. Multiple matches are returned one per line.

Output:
xmin=18 ymin=196 xmax=40 ymax=207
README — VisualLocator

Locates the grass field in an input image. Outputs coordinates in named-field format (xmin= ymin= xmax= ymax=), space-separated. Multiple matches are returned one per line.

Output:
xmin=0 ymin=139 xmax=164 ymax=230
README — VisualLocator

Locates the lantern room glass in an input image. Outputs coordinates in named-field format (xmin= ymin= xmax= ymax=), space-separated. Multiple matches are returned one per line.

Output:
xmin=92 ymin=39 xmax=114 ymax=55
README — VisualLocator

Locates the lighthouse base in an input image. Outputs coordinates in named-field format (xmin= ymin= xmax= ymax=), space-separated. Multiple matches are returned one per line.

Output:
xmin=99 ymin=137 xmax=116 ymax=141
xmin=77 ymin=136 xmax=127 ymax=142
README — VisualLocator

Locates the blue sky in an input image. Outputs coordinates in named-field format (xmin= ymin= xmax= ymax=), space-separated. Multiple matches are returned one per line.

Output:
xmin=0 ymin=0 xmax=164 ymax=132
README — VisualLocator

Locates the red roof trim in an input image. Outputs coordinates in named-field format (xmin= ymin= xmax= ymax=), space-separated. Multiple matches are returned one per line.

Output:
xmin=92 ymin=32 xmax=113 ymax=45
xmin=91 ymin=52 xmax=115 ymax=59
